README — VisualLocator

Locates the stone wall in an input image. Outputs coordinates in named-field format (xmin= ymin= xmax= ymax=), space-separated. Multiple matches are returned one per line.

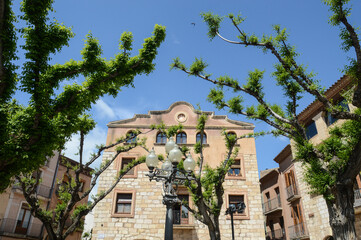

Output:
xmin=92 ymin=153 xmax=265 ymax=240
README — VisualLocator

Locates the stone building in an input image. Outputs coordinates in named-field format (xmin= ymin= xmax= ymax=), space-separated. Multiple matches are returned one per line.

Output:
xmin=92 ymin=101 xmax=265 ymax=240
xmin=0 ymin=152 xmax=92 ymax=240
xmin=260 ymin=75 xmax=361 ymax=240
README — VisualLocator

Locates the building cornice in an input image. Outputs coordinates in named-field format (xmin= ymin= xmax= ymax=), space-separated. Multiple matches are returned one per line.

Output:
xmin=297 ymin=75 xmax=353 ymax=124
xmin=107 ymin=101 xmax=254 ymax=129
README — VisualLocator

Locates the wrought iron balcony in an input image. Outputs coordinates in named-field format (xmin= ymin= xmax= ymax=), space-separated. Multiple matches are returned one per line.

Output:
xmin=265 ymin=228 xmax=285 ymax=240
xmin=288 ymin=222 xmax=309 ymax=240
xmin=286 ymin=185 xmax=301 ymax=202
xmin=0 ymin=218 xmax=43 ymax=238
xmin=263 ymin=195 xmax=282 ymax=214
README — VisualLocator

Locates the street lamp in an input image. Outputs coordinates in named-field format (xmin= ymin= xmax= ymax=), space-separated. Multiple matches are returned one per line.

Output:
xmin=225 ymin=202 xmax=246 ymax=240
xmin=146 ymin=137 xmax=196 ymax=240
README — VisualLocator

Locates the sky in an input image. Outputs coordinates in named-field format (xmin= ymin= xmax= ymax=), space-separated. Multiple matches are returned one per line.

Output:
xmin=12 ymin=0 xmax=361 ymax=175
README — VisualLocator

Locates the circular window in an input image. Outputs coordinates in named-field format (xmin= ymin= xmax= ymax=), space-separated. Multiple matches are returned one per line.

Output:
xmin=176 ymin=112 xmax=187 ymax=123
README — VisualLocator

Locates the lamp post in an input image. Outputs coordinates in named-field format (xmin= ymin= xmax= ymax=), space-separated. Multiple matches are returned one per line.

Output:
xmin=225 ymin=202 xmax=246 ymax=240
xmin=145 ymin=137 xmax=196 ymax=240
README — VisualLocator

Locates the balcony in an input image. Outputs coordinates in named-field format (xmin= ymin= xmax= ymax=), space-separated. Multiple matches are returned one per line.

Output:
xmin=263 ymin=196 xmax=282 ymax=214
xmin=12 ymin=184 xmax=52 ymax=199
xmin=354 ymin=189 xmax=361 ymax=208
xmin=265 ymin=228 xmax=285 ymax=240
xmin=288 ymin=222 xmax=309 ymax=240
xmin=286 ymin=185 xmax=301 ymax=202
xmin=0 ymin=218 xmax=43 ymax=239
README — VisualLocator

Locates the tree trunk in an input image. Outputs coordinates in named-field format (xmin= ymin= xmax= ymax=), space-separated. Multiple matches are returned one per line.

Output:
xmin=207 ymin=217 xmax=221 ymax=240
xmin=326 ymin=183 xmax=357 ymax=240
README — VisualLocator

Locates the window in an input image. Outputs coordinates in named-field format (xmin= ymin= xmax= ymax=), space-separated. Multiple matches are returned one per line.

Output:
xmin=325 ymin=100 xmax=350 ymax=126
xmin=79 ymin=180 xmax=85 ymax=192
xmin=173 ymin=195 xmax=189 ymax=225
xmin=228 ymin=159 xmax=241 ymax=177
xmin=285 ymin=170 xmax=299 ymax=198
xmin=15 ymin=203 xmax=31 ymax=235
xmin=291 ymin=203 xmax=304 ymax=225
xmin=121 ymin=158 xmax=135 ymax=175
xmin=228 ymin=195 xmax=245 ymax=216
xmin=196 ymin=132 xmax=207 ymax=144
xmin=112 ymin=190 xmax=135 ymax=217
xmin=226 ymin=192 xmax=249 ymax=220
xmin=115 ymin=193 xmax=132 ymax=214
xmin=126 ymin=131 xmax=137 ymax=143
xmin=305 ymin=121 xmax=317 ymax=139
xmin=156 ymin=132 xmax=167 ymax=144
xmin=176 ymin=132 xmax=187 ymax=144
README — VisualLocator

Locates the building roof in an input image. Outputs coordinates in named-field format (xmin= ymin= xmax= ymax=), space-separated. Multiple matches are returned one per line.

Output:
xmin=274 ymin=144 xmax=292 ymax=164
xmin=260 ymin=167 xmax=279 ymax=179
xmin=107 ymin=101 xmax=255 ymax=129
xmin=297 ymin=75 xmax=352 ymax=124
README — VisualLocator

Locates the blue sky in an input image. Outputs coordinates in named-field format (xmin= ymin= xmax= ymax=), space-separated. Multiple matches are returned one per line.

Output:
xmin=12 ymin=0 xmax=361 ymax=173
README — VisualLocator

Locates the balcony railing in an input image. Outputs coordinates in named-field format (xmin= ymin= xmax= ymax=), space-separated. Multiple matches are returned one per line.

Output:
xmin=265 ymin=228 xmax=285 ymax=240
xmin=0 ymin=218 xmax=43 ymax=238
xmin=286 ymin=184 xmax=300 ymax=201
xmin=288 ymin=222 xmax=309 ymax=239
xmin=12 ymin=184 xmax=52 ymax=198
xmin=263 ymin=195 xmax=282 ymax=214
xmin=354 ymin=189 xmax=361 ymax=207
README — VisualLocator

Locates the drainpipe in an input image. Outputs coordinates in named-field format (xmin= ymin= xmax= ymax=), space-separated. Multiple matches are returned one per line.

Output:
xmin=40 ymin=152 xmax=61 ymax=239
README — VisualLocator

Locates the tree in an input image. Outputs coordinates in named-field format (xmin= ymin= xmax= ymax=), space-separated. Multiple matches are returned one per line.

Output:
xmin=0 ymin=0 xmax=166 ymax=192
xmin=16 ymin=126 xmax=152 ymax=240
xmin=171 ymin=0 xmax=361 ymax=239
xmin=176 ymin=113 xmax=264 ymax=240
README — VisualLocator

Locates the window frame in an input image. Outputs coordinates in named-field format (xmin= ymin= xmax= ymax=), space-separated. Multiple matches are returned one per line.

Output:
xmin=225 ymin=191 xmax=249 ymax=220
xmin=305 ymin=121 xmax=318 ymax=139
xmin=176 ymin=132 xmax=187 ymax=144
xmin=126 ymin=130 xmax=137 ymax=143
xmin=173 ymin=188 xmax=194 ymax=228
xmin=156 ymin=132 xmax=167 ymax=144
xmin=225 ymin=155 xmax=245 ymax=180
xmin=111 ymin=189 xmax=136 ymax=218
xmin=114 ymin=154 xmax=140 ymax=177
xmin=120 ymin=157 xmax=137 ymax=178
xmin=173 ymin=194 xmax=190 ymax=225
xmin=196 ymin=132 xmax=207 ymax=144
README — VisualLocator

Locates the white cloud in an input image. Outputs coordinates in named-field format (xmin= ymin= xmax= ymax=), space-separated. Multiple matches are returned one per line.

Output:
xmin=113 ymin=106 xmax=134 ymax=119
xmin=94 ymin=99 xmax=117 ymax=119
xmin=63 ymin=126 xmax=107 ymax=168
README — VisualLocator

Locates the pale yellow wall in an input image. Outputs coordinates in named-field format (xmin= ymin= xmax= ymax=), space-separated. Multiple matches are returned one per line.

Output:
xmin=93 ymin=102 xmax=265 ymax=240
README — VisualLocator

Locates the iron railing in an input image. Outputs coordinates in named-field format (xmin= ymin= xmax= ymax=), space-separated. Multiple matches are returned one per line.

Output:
xmin=288 ymin=222 xmax=308 ymax=239
xmin=265 ymin=228 xmax=285 ymax=240
xmin=0 ymin=218 xmax=43 ymax=238
xmin=286 ymin=184 xmax=299 ymax=199
xmin=263 ymin=195 xmax=282 ymax=213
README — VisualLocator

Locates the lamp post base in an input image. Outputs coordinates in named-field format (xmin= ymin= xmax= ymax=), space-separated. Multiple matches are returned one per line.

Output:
xmin=163 ymin=194 xmax=178 ymax=240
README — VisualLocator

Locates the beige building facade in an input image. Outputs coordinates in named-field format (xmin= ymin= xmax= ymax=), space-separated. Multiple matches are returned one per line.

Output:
xmin=260 ymin=75 xmax=361 ymax=240
xmin=0 ymin=153 xmax=92 ymax=240
xmin=92 ymin=102 xmax=265 ymax=240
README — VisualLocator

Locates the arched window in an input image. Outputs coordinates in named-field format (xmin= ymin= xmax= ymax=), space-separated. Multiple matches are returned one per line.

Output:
xmin=156 ymin=132 xmax=167 ymax=144
xmin=176 ymin=132 xmax=187 ymax=144
xmin=227 ymin=132 xmax=237 ymax=137
xmin=227 ymin=131 xmax=237 ymax=144
xmin=126 ymin=131 xmax=137 ymax=143
xmin=196 ymin=132 xmax=207 ymax=144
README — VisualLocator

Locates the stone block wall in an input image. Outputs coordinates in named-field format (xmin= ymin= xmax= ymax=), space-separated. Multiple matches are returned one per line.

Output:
xmin=92 ymin=153 xmax=265 ymax=240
